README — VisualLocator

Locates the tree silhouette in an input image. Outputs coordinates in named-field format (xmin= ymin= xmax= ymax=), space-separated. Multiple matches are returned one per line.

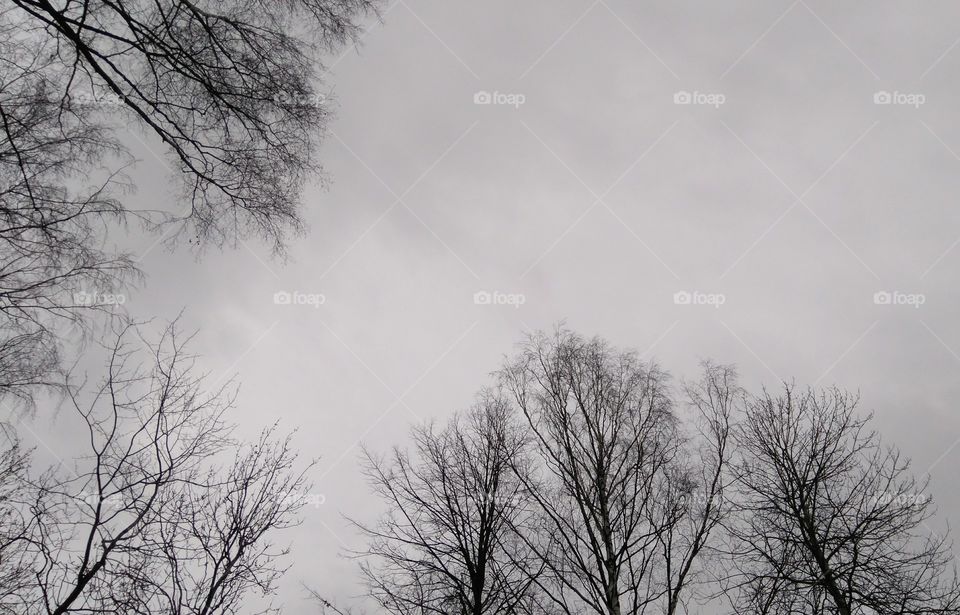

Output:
xmin=498 ymin=329 xmax=683 ymax=615
xmin=0 ymin=320 xmax=312 ymax=615
xmin=356 ymin=391 xmax=540 ymax=615
xmin=727 ymin=386 xmax=960 ymax=615
xmin=0 ymin=0 xmax=377 ymax=405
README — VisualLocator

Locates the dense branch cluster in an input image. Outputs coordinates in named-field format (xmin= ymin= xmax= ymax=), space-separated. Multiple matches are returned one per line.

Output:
xmin=358 ymin=394 xmax=539 ymax=615
xmin=727 ymin=388 xmax=960 ymax=615
xmin=0 ymin=321 xmax=312 ymax=615
xmin=0 ymin=0 xmax=376 ymax=406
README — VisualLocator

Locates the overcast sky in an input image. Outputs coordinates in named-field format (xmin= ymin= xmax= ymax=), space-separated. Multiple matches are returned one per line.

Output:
xmin=25 ymin=1 xmax=960 ymax=612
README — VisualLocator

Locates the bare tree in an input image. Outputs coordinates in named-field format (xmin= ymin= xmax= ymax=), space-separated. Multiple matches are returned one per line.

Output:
xmin=498 ymin=329 xmax=684 ymax=615
xmin=727 ymin=386 xmax=960 ymax=615
xmin=657 ymin=362 xmax=738 ymax=615
xmin=0 ymin=427 xmax=33 ymax=612
xmin=346 ymin=327 xmax=960 ymax=615
xmin=0 ymin=23 xmax=136 ymax=405
xmin=356 ymin=391 xmax=539 ymax=615
xmin=5 ymin=0 xmax=377 ymax=251
xmin=0 ymin=0 xmax=377 ymax=405
xmin=0 ymin=320 xmax=312 ymax=614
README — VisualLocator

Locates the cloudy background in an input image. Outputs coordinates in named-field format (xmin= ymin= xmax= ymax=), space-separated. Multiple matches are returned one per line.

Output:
xmin=24 ymin=1 xmax=960 ymax=612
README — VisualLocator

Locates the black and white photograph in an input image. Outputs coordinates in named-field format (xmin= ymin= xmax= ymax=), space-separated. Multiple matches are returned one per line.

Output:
xmin=2 ymin=2 xmax=960 ymax=614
